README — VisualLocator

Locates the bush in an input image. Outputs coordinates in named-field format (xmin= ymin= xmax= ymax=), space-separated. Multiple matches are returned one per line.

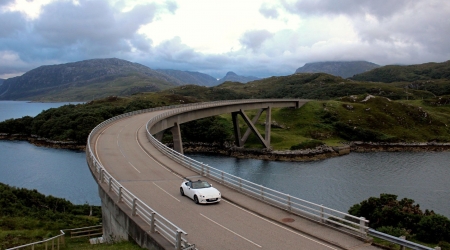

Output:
xmin=416 ymin=214 xmax=450 ymax=243
xmin=349 ymin=193 xmax=450 ymax=244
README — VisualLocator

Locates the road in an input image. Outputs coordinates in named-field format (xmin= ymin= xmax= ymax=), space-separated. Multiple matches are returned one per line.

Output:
xmin=92 ymin=110 xmax=380 ymax=250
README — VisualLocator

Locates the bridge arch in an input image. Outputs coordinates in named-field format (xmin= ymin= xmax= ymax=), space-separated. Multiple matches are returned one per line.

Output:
xmin=148 ymin=99 xmax=306 ymax=153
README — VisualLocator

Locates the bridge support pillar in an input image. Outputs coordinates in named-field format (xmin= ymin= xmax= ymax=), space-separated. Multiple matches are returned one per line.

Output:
xmin=232 ymin=107 xmax=271 ymax=149
xmin=171 ymin=122 xmax=183 ymax=154
xmin=154 ymin=131 xmax=164 ymax=141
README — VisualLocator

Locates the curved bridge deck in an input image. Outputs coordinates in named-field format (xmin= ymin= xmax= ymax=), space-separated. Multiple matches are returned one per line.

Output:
xmin=88 ymin=100 xmax=380 ymax=250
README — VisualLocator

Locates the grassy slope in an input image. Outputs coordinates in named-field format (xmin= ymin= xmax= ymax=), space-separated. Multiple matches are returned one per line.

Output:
xmin=29 ymin=74 xmax=177 ymax=102
xmin=215 ymin=95 xmax=450 ymax=150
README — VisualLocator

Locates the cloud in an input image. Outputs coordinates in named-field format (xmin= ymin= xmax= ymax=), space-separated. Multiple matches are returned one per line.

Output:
xmin=283 ymin=0 xmax=414 ymax=19
xmin=0 ymin=0 xmax=449 ymax=80
xmin=240 ymin=30 xmax=274 ymax=51
xmin=0 ymin=0 xmax=176 ymax=75
xmin=259 ymin=3 xmax=279 ymax=19
xmin=0 ymin=10 xmax=26 ymax=37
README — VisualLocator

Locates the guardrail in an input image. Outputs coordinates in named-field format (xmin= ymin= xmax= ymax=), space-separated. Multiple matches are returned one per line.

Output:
xmin=368 ymin=229 xmax=441 ymax=250
xmin=6 ymin=225 xmax=102 ymax=250
xmin=144 ymin=101 xmax=370 ymax=239
xmin=7 ymin=230 xmax=65 ymax=250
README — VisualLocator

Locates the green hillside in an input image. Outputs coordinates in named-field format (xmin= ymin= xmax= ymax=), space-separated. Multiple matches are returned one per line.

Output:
xmin=0 ymin=58 xmax=182 ymax=101
xmin=295 ymin=61 xmax=379 ymax=78
xmin=350 ymin=60 xmax=450 ymax=83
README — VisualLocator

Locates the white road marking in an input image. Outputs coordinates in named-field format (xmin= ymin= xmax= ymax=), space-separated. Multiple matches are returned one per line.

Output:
xmin=128 ymin=162 xmax=141 ymax=173
xmin=116 ymin=125 xmax=141 ymax=173
xmin=153 ymin=182 xmax=180 ymax=202
xmin=200 ymin=213 xmax=262 ymax=248
xmin=135 ymin=124 xmax=182 ymax=179
xmin=223 ymin=200 xmax=339 ymax=250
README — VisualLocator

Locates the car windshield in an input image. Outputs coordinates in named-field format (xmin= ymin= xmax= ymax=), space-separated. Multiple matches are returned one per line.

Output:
xmin=192 ymin=181 xmax=211 ymax=189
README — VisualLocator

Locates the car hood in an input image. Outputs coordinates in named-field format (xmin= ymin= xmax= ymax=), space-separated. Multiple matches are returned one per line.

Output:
xmin=197 ymin=187 xmax=220 ymax=196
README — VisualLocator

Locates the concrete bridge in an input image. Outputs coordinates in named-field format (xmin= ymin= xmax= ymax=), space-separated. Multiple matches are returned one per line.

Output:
xmin=86 ymin=99 xmax=379 ymax=250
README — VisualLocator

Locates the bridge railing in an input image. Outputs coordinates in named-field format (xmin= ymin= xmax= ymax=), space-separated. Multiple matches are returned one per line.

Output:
xmin=144 ymin=102 xmax=370 ymax=239
xmin=85 ymin=103 xmax=219 ymax=249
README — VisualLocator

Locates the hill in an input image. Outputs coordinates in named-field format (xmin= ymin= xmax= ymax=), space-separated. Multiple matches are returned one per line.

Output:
xmin=350 ymin=60 xmax=450 ymax=83
xmin=295 ymin=61 xmax=379 ymax=78
xmin=167 ymin=73 xmax=437 ymax=101
xmin=0 ymin=58 xmax=182 ymax=101
xmin=0 ymin=79 xmax=4 ymax=86
xmin=156 ymin=69 xmax=219 ymax=86
xmin=218 ymin=71 xmax=259 ymax=84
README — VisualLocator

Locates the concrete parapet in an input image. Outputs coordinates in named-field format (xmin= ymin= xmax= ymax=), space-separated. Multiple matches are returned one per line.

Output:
xmin=98 ymin=185 xmax=171 ymax=249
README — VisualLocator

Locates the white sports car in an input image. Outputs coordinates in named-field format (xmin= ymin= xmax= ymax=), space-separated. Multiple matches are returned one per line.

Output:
xmin=180 ymin=178 xmax=221 ymax=204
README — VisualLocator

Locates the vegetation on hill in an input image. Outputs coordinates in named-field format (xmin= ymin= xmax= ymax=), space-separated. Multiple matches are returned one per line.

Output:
xmin=2 ymin=89 xmax=450 ymax=148
xmin=0 ymin=94 xmax=199 ymax=143
xmin=0 ymin=58 xmax=183 ymax=101
xmin=349 ymin=194 xmax=450 ymax=249
xmin=0 ymin=182 xmax=101 ymax=248
xmin=295 ymin=61 xmax=379 ymax=78
xmin=156 ymin=69 xmax=219 ymax=87
xmin=350 ymin=60 xmax=450 ymax=83
xmin=166 ymin=73 xmax=436 ymax=101
xmin=1 ymin=60 xmax=450 ymax=147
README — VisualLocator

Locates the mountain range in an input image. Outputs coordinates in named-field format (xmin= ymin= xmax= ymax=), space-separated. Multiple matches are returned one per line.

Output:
xmin=295 ymin=61 xmax=379 ymax=78
xmin=218 ymin=72 xmax=259 ymax=84
xmin=0 ymin=58 xmax=263 ymax=101
xmin=1 ymin=58 xmax=448 ymax=102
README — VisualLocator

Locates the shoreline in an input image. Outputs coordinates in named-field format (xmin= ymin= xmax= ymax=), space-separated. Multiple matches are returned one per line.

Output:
xmin=2 ymin=134 xmax=450 ymax=161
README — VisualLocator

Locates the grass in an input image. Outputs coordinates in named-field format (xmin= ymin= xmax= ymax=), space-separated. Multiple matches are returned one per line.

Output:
xmin=215 ymin=96 xmax=450 ymax=151
xmin=64 ymin=237 xmax=145 ymax=250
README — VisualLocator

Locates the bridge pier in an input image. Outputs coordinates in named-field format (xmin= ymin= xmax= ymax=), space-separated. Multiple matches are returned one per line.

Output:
xmin=232 ymin=106 xmax=271 ymax=149
xmin=171 ymin=122 xmax=183 ymax=154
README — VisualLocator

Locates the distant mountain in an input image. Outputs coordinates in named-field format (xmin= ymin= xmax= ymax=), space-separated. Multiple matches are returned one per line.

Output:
xmin=0 ymin=58 xmax=182 ymax=101
xmin=295 ymin=61 xmax=379 ymax=78
xmin=350 ymin=60 xmax=450 ymax=83
xmin=218 ymin=72 xmax=259 ymax=84
xmin=156 ymin=69 xmax=219 ymax=87
xmin=0 ymin=79 xmax=4 ymax=86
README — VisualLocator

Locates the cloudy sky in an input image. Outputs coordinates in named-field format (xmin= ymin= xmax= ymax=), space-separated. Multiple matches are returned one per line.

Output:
xmin=0 ymin=0 xmax=449 ymax=79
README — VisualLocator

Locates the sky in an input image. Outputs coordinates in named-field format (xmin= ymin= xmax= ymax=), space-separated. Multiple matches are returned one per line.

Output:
xmin=0 ymin=0 xmax=449 ymax=79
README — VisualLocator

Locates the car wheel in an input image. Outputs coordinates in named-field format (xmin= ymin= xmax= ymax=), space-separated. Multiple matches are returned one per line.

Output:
xmin=194 ymin=195 xmax=199 ymax=204
xmin=180 ymin=187 xmax=185 ymax=196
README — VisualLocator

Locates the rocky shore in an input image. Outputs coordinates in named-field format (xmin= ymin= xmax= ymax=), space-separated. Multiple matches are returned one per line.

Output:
xmin=2 ymin=133 xmax=450 ymax=161
xmin=181 ymin=141 xmax=450 ymax=162
xmin=0 ymin=133 xmax=85 ymax=151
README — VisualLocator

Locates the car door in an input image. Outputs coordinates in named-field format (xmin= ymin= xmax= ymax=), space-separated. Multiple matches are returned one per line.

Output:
xmin=184 ymin=182 xmax=194 ymax=199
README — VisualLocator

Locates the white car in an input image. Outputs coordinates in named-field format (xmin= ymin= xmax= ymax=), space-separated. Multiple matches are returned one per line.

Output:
xmin=180 ymin=178 xmax=221 ymax=204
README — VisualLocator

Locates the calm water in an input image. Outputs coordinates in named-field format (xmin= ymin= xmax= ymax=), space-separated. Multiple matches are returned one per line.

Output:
xmin=0 ymin=101 xmax=99 ymax=205
xmin=1 ymin=101 xmax=449 ymax=216
xmin=186 ymin=151 xmax=450 ymax=218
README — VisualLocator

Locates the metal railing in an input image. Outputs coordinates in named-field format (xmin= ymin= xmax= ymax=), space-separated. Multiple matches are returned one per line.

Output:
xmin=368 ymin=229 xmax=440 ymax=250
xmin=7 ymin=230 xmax=65 ymax=250
xmin=144 ymin=101 xmax=370 ymax=239
xmin=6 ymin=225 xmax=102 ymax=250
